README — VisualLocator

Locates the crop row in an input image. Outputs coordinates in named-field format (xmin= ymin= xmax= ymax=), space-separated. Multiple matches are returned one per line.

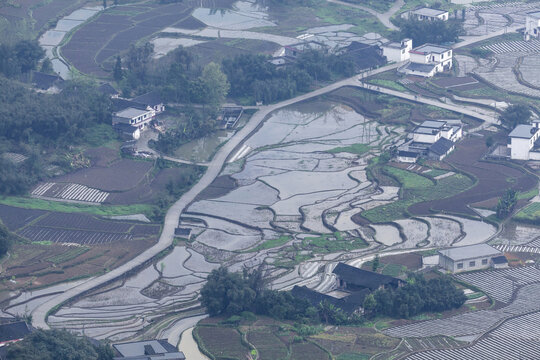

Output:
xmin=18 ymin=226 xmax=133 ymax=245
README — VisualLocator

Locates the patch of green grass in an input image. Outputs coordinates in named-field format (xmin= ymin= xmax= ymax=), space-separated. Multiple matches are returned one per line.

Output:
xmin=302 ymin=233 xmax=368 ymax=253
xmin=248 ymin=235 xmax=291 ymax=252
xmin=32 ymin=241 xmax=52 ymax=246
xmin=327 ymin=143 xmax=370 ymax=155
xmin=46 ymin=247 xmax=90 ymax=264
xmin=314 ymin=3 xmax=388 ymax=35
xmin=381 ymin=263 xmax=406 ymax=277
xmin=362 ymin=173 xmax=474 ymax=223
xmin=367 ymin=79 xmax=409 ymax=92
xmin=339 ymin=0 xmax=394 ymax=12
xmin=513 ymin=203 xmax=540 ymax=224
xmin=80 ymin=124 xmax=118 ymax=147
xmin=0 ymin=197 xmax=155 ymax=217
xmin=517 ymin=187 xmax=539 ymax=200
xmin=384 ymin=166 xmax=433 ymax=189
xmin=338 ymin=353 xmax=371 ymax=360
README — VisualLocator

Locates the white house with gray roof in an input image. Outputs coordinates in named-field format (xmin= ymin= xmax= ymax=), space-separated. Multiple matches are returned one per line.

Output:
xmin=405 ymin=7 xmax=449 ymax=21
xmin=382 ymin=38 xmax=413 ymax=63
xmin=400 ymin=44 xmax=452 ymax=77
xmin=507 ymin=123 xmax=540 ymax=160
xmin=439 ymin=244 xmax=502 ymax=273
xmin=525 ymin=10 xmax=540 ymax=40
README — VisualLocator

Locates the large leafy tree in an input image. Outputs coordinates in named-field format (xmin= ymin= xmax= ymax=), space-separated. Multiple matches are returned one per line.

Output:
xmin=396 ymin=18 xmax=463 ymax=46
xmin=499 ymin=104 xmax=532 ymax=129
xmin=6 ymin=329 xmax=113 ymax=360
xmin=200 ymin=267 xmax=256 ymax=316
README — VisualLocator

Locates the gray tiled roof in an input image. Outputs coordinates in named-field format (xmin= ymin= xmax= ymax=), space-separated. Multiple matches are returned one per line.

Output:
xmin=439 ymin=244 xmax=501 ymax=261
xmin=509 ymin=124 xmax=538 ymax=139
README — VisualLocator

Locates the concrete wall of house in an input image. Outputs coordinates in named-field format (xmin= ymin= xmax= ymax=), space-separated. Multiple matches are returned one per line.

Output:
xmin=410 ymin=52 xmax=429 ymax=64
xmin=529 ymin=151 xmax=540 ymax=161
xmin=414 ymin=132 xmax=440 ymax=143
xmin=398 ymin=155 xmax=417 ymax=163
xmin=440 ymin=255 xmax=493 ymax=273
xmin=383 ymin=46 xmax=409 ymax=62
xmin=525 ymin=17 xmax=540 ymax=38
xmin=511 ymin=138 xmax=533 ymax=160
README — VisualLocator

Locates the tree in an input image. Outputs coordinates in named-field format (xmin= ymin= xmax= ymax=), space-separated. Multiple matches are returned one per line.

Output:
xmin=0 ymin=221 xmax=11 ymax=258
xmin=6 ymin=329 xmax=113 ymax=360
xmin=40 ymin=58 xmax=54 ymax=74
xmin=496 ymin=189 xmax=518 ymax=219
xmin=113 ymin=56 xmax=123 ymax=82
xmin=485 ymin=135 xmax=494 ymax=148
xmin=200 ymin=62 xmax=230 ymax=111
xmin=103 ymin=0 xmax=107 ymax=9
xmin=200 ymin=267 xmax=256 ymax=316
xmin=396 ymin=18 xmax=463 ymax=46
xmin=363 ymin=294 xmax=377 ymax=319
xmin=499 ymin=104 xmax=532 ymax=129
xmin=372 ymin=254 xmax=380 ymax=272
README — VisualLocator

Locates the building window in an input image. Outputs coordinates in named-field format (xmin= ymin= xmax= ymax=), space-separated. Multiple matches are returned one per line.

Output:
xmin=469 ymin=261 xmax=476 ymax=267
xmin=482 ymin=259 xmax=488 ymax=265
xmin=457 ymin=263 xmax=463 ymax=269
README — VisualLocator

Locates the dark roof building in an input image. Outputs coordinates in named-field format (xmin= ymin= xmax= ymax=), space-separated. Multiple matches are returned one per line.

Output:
xmin=0 ymin=321 xmax=32 ymax=345
xmin=132 ymin=91 xmax=165 ymax=112
xmin=112 ymin=98 xmax=147 ymax=112
xmin=97 ymin=83 xmax=120 ymax=98
xmin=428 ymin=137 xmax=455 ymax=160
xmin=333 ymin=263 xmax=403 ymax=291
xmin=31 ymin=71 xmax=63 ymax=91
xmin=291 ymin=286 xmax=361 ymax=314
xmin=113 ymin=339 xmax=185 ymax=360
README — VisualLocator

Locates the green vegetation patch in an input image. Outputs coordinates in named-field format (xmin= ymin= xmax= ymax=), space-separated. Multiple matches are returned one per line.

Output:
xmin=384 ymin=166 xmax=433 ymax=189
xmin=248 ymin=235 xmax=291 ymax=252
xmin=195 ymin=326 xmax=250 ymax=360
xmin=327 ymin=144 xmax=370 ymax=155
xmin=367 ymin=78 xmax=409 ymax=92
xmin=302 ymin=232 xmax=368 ymax=254
xmin=363 ymin=173 xmax=474 ymax=223
xmin=0 ymin=197 xmax=155 ymax=217
xmin=315 ymin=3 xmax=388 ymax=36
xmin=514 ymin=203 xmax=540 ymax=224
xmin=46 ymin=246 xmax=90 ymax=264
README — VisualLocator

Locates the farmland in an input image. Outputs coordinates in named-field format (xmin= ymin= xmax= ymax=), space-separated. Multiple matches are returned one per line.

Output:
xmin=0 ymin=206 xmax=160 ymax=293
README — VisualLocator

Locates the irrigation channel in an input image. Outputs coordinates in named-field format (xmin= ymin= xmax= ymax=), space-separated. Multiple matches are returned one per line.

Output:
xmin=30 ymin=20 xmax=523 ymax=360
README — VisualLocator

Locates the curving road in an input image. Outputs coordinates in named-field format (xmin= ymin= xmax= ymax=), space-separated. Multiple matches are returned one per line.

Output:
xmin=32 ymin=25 xmax=518 ymax=329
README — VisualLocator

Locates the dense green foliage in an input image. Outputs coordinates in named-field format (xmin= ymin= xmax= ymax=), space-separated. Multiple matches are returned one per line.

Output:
xmin=499 ymin=104 xmax=532 ymax=129
xmin=201 ymin=267 xmax=353 ymax=324
xmin=370 ymin=274 xmax=466 ymax=319
xmin=222 ymin=51 xmax=355 ymax=104
xmin=496 ymin=189 xmax=518 ymax=219
xmin=0 ymin=40 xmax=44 ymax=78
xmin=0 ymin=79 xmax=112 ymax=145
xmin=0 ymin=77 xmax=112 ymax=195
xmin=0 ymin=221 xmax=12 ymax=257
xmin=395 ymin=18 xmax=463 ymax=46
xmin=6 ymin=329 xmax=113 ymax=360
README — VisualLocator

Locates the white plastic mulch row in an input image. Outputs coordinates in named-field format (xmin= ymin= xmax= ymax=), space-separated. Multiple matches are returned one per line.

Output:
xmin=32 ymin=182 xmax=109 ymax=203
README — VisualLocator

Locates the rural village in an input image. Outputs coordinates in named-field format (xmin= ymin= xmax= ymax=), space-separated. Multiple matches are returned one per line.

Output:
xmin=1 ymin=0 xmax=540 ymax=359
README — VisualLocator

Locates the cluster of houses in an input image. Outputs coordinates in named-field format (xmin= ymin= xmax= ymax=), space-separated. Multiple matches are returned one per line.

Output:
xmin=397 ymin=119 xmax=462 ymax=163
xmin=292 ymin=263 xmax=405 ymax=315
xmin=102 ymin=86 xmax=166 ymax=141
xmin=292 ymin=244 xmax=508 ymax=315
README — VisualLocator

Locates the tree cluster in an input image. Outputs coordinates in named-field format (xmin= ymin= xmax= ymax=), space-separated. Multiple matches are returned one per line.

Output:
xmin=222 ymin=50 xmax=355 ymax=104
xmin=395 ymin=18 xmax=463 ymax=46
xmin=0 ymin=221 xmax=13 ymax=258
xmin=201 ymin=267 xmax=356 ymax=325
xmin=499 ymin=104 xmax=532 ymax=129
xmin=496 ymin=189 xmax=518 ymax=219
xmin=0 ymin=40 xmax=44 ymax=78
xmin=368 ymin=274 xmax=466 ymax=319
xmin=6 ymin=329 xmax=113 ymax=360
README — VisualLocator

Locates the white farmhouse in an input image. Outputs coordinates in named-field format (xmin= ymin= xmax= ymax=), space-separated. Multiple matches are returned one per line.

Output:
xmin=406 ymin=7 xmax=449 ymax=21
xmin=113 ymin=107 xmax=156 ymax=130
xmin=411 ymin=120 xmax=462 ymax=144
xmin=525 ymin=10 xmax=540 ymax=40
xmin=381 ymin=39 xmax=412 ymax=63
xmin=439 ymin=244 xmax=503 ymax=274
xmin=507 ymin=123 xmax=540 ymax=160
xmin=401 ymin=44 xmax=452 ymax=77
